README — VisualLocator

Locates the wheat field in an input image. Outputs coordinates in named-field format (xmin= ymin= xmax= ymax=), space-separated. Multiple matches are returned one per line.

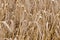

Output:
xmin=0 ymin=0 xmax=60 ymax=40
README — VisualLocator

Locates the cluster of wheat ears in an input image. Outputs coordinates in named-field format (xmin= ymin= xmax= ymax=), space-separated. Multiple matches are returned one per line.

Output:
xmin=0 ymin=0 xmax=60 ymax=40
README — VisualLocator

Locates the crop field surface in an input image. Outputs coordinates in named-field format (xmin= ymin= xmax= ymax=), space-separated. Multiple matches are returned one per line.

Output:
xmin=0 ymin=0 xmax=60 ymax=40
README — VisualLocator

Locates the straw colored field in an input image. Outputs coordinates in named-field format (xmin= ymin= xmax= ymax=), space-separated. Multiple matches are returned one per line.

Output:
xmin=0 ymin=0 xmax=60 ymax=40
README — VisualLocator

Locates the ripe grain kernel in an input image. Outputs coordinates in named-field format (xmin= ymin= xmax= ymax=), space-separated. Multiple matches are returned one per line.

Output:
xmin=21 ymin=5 xmax=24 ymax=7
xmin=24 ymin=10 xmax=26 ymax=12
xmin=52 ymin=0 xmax=55 ymax=2
xmin=5 ymin=3 xmax=8 ymax=7
xmin=1 ymin=3 xmax=4 ymax=7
